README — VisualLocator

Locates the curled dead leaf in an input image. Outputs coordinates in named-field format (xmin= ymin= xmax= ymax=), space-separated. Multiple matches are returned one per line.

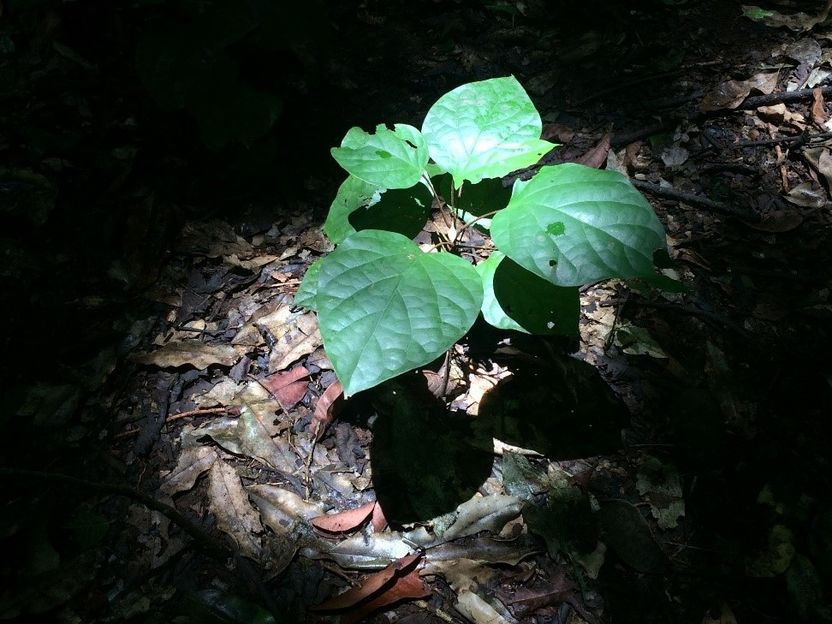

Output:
xmin=314 ymin=552 xmax=423 ymax=612
xmin=313 ymin=380 xmax=344 ymax=435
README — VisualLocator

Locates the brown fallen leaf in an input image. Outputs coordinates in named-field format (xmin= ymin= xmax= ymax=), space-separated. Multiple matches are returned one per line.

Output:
xmin=312 ymin=501 xmax=376 ymax=533
xmin=207 ymin=460 xmax=263 ymax=560
xmin=343 ymin=570 xmax=430 ymax=624
xmin=700 ymin=71 xmax=779 ymax=112
xmin=313 ymin=380 xmax=344 ymax=435
xmin=542 ymin=122 xmax=575 ymax=143
xmin=260 ymin=366 xmax=310 ymax=409
xmin=812 ymin=87 xmax=828 ymax=125
xmin=371 ymin=502 xmax=388 ymax=533
xmin=314 ymin=552 xmax=422 ymax=611
xmin=497 ymin=569 xmax=577 ymax=617
xmin=130 ymin=340 xmax=243 ymax=369
xmin=577 ymin=132 xmax=611 ymax=169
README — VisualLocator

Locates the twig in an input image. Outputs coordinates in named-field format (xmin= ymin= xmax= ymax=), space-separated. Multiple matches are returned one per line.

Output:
xmin=735 ymin=85 xmax=832 ymax=110
xmin=115 ymin=406 xmax=236 ymax=439
xmin=630 ymin=178 xmax=760 ymax=221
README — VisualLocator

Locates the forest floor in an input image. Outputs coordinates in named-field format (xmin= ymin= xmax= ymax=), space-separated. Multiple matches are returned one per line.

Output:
xmin=2 ymin=1 xmax=831 ymax=623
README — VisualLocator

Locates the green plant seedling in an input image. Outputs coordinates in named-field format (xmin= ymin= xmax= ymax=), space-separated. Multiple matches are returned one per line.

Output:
xmin=300 ymin=76 xmax=668 ymax=396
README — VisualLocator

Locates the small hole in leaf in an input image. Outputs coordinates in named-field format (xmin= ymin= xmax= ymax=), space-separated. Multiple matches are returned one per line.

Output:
xmin=548 ymin=259 xmax=557 ymax=267
xmin=376 ymin=150 xmax=392 ymax=159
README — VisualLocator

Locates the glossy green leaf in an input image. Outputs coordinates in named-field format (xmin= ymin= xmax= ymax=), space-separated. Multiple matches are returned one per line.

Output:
xmin=323 ymin=176 xmax=380 ymax=244
xmin=295 ymin=258 xmax=323 ymax=311
xmin=422 ymin=76 xmax=555 ymax=187
xmin=316 ymin=230 xmax=483 ymax=396
xmin=476 ymin=251 xmax=579 ymax=335
xmin=491 ymin=163 xmax=666 ymax=287
xmin=331 ymin=123 xmax=429 ymax=189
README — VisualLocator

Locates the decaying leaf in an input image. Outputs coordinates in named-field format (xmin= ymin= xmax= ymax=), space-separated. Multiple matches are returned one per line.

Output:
xmin=496 ymin=568 xmax=577 ymax=617
xmin=455 ymin=589 xmax=510 ymax=624
xmin=742 ymin=5 xmax=829 ymax=32
xmin=314 ymin=552 xmax=421 ymax=611
xmin=247 ymin=483 xmax=324 ymax=535
xmin=313 ymin=380 xmax=344 ymax=433
xmin=160 ymin=446 xmax=218 ymax=497
xmin=207 ymin=460 xmax=262 ymax=560
xmin=577 ymin=132 xmax=611 ymax=169
xmin=130 ymin=340 xmax=244 ymax=369
xmin=425 ymin=558 xmax=499 ymax=594
xmin=438 ymin=494 xmax=523 ymax=541
xmin=699 ymin=71 xmax=779 ymax=111
xmin=803 ymin=147 xmax=832 ymax=190
xmin=301 ymin=531 xmax=413 ymax=570
xmin=783 ymin=181 xmax=827 ymax=208
xmin=341 ymin=569 xmax=430 ymax=624
xmin=598 ymin=499 xmax=668 ymax=573
xmin=636 ymin=456 xmax=685 ymax=529
xmin=260 ymin=366 xmax=310 ymax=409
xmin=811 ymin=88 xmax=828 ymax=125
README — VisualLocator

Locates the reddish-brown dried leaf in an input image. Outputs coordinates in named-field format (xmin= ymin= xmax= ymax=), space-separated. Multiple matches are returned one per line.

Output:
xmin=314 ymin=552 xmax=423 ymax=612
xmin=371 ymin=501 xmax=388 ymax=533
xmin=812 ymin=87 xmax=828 ymax=125
xmin=342 ymin=569 xmax=430 ymax=624
xmin=577 ymin=132 xmax=611 ymax=169
xmin=311 ymin=501 xmax=375 ymax=533
xmin=260 ymin=366 xmax=310 ymax=408
xmin=313 ymin=380 xmax=343 ymax=434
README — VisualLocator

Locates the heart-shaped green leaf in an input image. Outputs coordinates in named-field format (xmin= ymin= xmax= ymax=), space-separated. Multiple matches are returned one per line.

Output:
xmin=331 ymin=123 xmax=429 ymax=189
xmin=477 ymin=251 xmax=579 ymax=335
xmin=295 ymin=258 xmax=323 ymax=311
xmin=316 ymin=230 xmax=483 ymax=396
xmin=422 ymin=76 xmax=555 ymax=187
xmin=491 ymin=163 xmax=666 ymax=286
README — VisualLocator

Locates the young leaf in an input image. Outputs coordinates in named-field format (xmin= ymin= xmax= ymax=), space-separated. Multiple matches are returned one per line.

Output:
xmin=295 ymin=258 xmax=324 ymax=310
xmin=316 ymin=230 xmax=483 ymax=396
xmin=331 ymin=124 xmax=429 ymax=189
xmin=491 ymin=163 xmax=666 ymax=287
xmin=476 ymin=251 xmax=579 ymax=336
xmin=422 ymin=76 xmax=556 ymax=187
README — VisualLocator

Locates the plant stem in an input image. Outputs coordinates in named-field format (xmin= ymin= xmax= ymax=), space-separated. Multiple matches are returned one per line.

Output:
xmin=451 ymin=209 xmax=500 ymax=247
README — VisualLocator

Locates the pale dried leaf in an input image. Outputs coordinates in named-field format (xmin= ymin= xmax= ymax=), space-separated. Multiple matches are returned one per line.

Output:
xmin=803 ymin=147 xmax=832 ymax=190
xmin=783 ymin=182 xmax=827 ymax=208
xmin=130 ymin=341 xmax=243 ymax=369
xmin=247 ymin=483 xmax=325 ymax=536
xmin=236 ymin=404 xmax=298 ymax=473
xmin=302 ymin=532 xmax=413 ymax=570
xmin=425 ymin=558 xmax=498 ymax=593
xmin=160 ymin=446 xmax=218 ymax=497
xmin=208 ymin=460 xmax=262 ymax=559
xmin=441 ymin=495 xmax=523 ymax=541
xmin=193 ymin=378 xmax=242 ymax=408
xmin=455 ymin=589 xmax=509 ymax=624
